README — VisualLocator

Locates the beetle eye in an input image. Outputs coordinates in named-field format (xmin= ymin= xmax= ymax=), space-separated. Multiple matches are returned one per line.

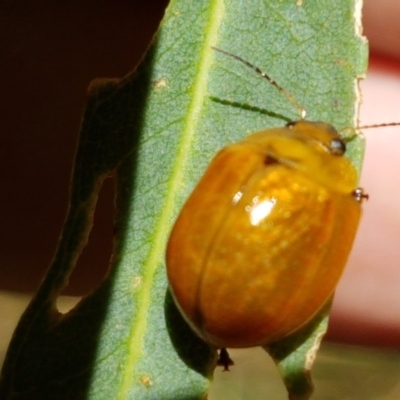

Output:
xmin=286 ymin=121 xmax=297 ymax=128
xmin=330 ymin=138 xmax=346 ymax=156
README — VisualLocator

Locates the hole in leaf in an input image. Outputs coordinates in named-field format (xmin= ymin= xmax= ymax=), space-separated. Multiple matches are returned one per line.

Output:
xmin=57 ymin=177 xmax=115 ymax=311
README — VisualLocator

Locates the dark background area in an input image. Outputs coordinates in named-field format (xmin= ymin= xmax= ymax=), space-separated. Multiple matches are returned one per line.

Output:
xmin=0 ymin=1 xmax=168 ymax=295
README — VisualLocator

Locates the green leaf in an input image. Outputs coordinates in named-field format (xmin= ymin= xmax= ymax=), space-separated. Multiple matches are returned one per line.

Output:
xmin=266 ymin=301 xmax=332 ymax=399
xmin=0 ymin=0 xmax=367 ymax=399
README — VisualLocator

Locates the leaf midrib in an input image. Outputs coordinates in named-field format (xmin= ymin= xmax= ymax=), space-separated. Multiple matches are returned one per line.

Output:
xmin=117 ymin=0 xmax=225 ymax=397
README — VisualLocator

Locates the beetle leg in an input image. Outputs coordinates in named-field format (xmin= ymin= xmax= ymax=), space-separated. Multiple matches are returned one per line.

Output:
xmin=217 ymin=348 xmax=234 ymax=371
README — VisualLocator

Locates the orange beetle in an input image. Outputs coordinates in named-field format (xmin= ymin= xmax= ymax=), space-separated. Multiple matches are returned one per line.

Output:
xmin=166 ymin=49 xmax=366 ymax=350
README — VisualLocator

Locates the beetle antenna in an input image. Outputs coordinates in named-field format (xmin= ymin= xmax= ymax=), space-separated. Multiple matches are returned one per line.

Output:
xmin=342 ymin=122 xmax=400 ymax=142
xmin=357 ymin=122 xmax=400 ymax=130
xmin=212 ymin=46 xmax=307 ymax=120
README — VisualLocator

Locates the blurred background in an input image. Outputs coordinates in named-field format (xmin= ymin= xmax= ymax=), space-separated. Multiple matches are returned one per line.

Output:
xmin=1 ymin=1 xmax=400 ymax=397
xmin=1 ymin=0 xmax=168 ymax=295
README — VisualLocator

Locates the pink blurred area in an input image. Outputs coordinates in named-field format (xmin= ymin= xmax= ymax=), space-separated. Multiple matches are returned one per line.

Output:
xmin=329 ymin=56 xmax=400 ymax=348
